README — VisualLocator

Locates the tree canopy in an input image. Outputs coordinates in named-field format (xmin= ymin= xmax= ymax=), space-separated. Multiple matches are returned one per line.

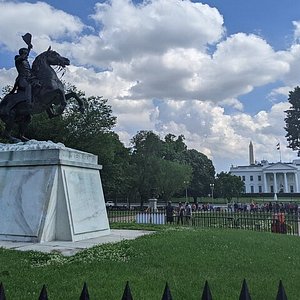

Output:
xmin=129 ymin=131 xmax=192 ymax=205
xmin=285 ymin=86 xmax=300 ymax=155
xmin=130 ymin=130 xmax=214 ymax=204
xmin=182 ymin=149 xmax=215 ymax=201
xmin=214 ymin=172 xmax=244 ymax=200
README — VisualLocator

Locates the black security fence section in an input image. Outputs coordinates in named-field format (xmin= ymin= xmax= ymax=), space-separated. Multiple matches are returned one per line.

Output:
xmin=0 ymin=279 xmax=289 ymax=299
xmin=107 ymin=206 xmax=300 ymax=236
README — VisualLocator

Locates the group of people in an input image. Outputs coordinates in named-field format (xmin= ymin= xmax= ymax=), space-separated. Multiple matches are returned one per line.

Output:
xmin=166 ymin=201 xmax=192 ymax=225
xmin=164 ymin=200 xmax=299 ymax=227
xmin=229 ymin=201 xmax=299 ymax=214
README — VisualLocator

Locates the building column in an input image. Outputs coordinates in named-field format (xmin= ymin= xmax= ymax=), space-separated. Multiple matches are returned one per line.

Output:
xmin=295 ymin=172 xmax=299 ymax=192
xmin=263 ymin=173 xmax=268 ymax=193
xmin=273 ymin=172 xmax=278 ymax=193
xmin=284 ymin=172 xmax=288 ymax=193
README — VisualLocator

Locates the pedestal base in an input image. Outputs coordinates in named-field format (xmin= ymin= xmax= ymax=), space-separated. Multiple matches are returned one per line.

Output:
xmin=0 ymin=141 xmax=110 ymax=242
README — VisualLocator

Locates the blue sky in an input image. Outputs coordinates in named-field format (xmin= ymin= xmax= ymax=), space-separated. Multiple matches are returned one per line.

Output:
xmin=203 ymin=1 xmax=298 ymax=48
xmin=1 ymin=0 xmax=300 ymax=172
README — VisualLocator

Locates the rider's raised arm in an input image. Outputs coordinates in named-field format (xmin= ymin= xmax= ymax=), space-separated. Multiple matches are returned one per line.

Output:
xmin=27 ymin=43 xmax=33 ymax=55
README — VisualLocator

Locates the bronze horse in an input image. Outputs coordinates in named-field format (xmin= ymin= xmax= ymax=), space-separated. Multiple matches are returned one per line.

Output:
xmin=0 ymin=47 xmax=84 ymax=142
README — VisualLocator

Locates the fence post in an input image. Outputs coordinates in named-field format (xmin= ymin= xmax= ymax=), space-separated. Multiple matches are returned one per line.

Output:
xmin=298 ymin=212 xmax=300 ymax=236
xmin=239 ymin=279 xmax=251 ymax=300
xmin=276 ymin=280 xmax=287 ymax=300
xmin=201 ymin=280 xmax=212 ymax=300
xmin=161 ymin=282 xmax=172 ymax=300
xmin=121 ymin=281 xmax=133 ymax=300
xmin=38 ymin=285 xmax=48 ymax=300
xmin=80 ymin=282 xmax=90 ymax=300
xmin=0 ymin=282 xmax=6 ymax=300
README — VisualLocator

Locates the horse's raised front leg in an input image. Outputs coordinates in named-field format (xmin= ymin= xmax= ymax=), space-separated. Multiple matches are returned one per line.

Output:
xmin=65 ymin=91 xmax=85 ymax=113
xmin=46 ymin=105 xmax=56 ymax=119
xmin=45 ymin=90 xmax=67 ymax=119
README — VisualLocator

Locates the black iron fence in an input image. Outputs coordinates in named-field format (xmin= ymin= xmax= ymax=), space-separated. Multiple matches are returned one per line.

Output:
xmin=107 ymin=207 xmax=299 ymax=236
xmin=0 ymin=279 xmax=289 ymax=299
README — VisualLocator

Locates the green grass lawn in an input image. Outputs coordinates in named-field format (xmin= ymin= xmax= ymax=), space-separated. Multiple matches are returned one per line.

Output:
xmin=1 ymin=225 xmax=300 ymax=299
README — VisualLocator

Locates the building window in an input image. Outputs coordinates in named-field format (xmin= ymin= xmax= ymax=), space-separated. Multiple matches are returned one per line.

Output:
xmin=290 ymin=186 xmax=294 ymax=193
xmin=270 ymin=185 xmax=274 ymax=193
xmin=250 ymin=186 xmax=254 ymax=193
xmin=250 ymin=175 xmax=253 ymax=181
xmin=258 ymin=186 xmax=262 ymax=193
xmin=242 ymin=176 xmax=245 ymax=181
xmin=258 ymin=175 xmax=261 ymax=181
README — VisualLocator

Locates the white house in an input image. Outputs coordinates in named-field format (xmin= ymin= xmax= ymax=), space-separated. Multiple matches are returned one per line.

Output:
xmin=230 ymin=142 xmax=300 ymax=194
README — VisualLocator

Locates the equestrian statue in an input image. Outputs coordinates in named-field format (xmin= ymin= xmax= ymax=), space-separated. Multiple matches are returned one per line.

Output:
xmin=0 ymin=33 xmax=84 ymax=142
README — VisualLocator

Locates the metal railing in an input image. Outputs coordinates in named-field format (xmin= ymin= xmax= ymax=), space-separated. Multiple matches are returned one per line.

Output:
xmin=107 ymin=206 xmax=299 ymax=236
xmin=0 ymin=279 xmax=289 ymax=299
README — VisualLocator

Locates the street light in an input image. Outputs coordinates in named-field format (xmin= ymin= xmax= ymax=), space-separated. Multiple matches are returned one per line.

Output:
xmin=210 ymin=183 xmax=214 ymax=200
xmin=184 ymin=181 xmax=189 ymax=201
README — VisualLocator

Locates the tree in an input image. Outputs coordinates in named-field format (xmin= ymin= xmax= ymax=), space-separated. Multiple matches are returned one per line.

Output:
xmin=0 ymin=86 xmax=12 ymax=142
xmin=130 ymin=131 xmax=193 ymax=206
xmin=157 ymin=159 xmax=192 ymax=203
xmin=183 ymin=149 xmax=215 ymax=202
xmin=214 ymin=172 xmax=244 ymax=200
xmin=130 ymin=131 xmax=164 ymax=205
xmin=163 ymin=133 xmax=187 ymax=161
xmin=94 ymin=132 xmax=132 ymax=201
xmin=130 ymin=132 xmax=215 ymax=204
xmin=285 ymin=86 xmax=300 ymax=155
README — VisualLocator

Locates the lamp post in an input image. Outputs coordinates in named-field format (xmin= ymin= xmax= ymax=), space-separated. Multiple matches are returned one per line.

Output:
xmin=184 ymin=181 xmax=189 ymax=201
xmin=210 ymin=183 xmax=214 ymax=200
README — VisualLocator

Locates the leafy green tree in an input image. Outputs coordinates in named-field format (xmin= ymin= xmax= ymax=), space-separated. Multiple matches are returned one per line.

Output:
xmin=157 ymin=159 xmax=192 ymax=203
xmin=163 ymin=133 xmax=187 ymax=161
xmin=130 ymin=131 xmax=164 ymax=205
xmin=183 ymin=149 xmax=215 ymax=202
xmin=94 ymin=132 xmax=132 ymax=201
xmin=285 ymin=86 xmax=300 ymax=155
xmin=130 ymin=132 xmax=216 ymax=204
xmin=214 ymin=172 xmax=244 ymax=200
xmin=130 ymin=131 xmax=194 ymax=206
xmin=0 ymin=86 xmax=13 ymax=142
xmin=131 ymin=130 xmax=164 ymax=157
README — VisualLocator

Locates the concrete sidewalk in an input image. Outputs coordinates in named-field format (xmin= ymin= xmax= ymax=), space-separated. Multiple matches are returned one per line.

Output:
xmin=0 ymin=229 xmax=154 ymax=256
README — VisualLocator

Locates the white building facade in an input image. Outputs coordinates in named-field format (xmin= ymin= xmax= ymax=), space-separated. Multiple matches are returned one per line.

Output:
xmin=230 ymin=160 xmax=300 ymax=194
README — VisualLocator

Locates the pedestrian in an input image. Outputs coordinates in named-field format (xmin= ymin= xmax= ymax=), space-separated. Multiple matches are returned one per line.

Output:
xmin=166 ymin=201 xmax=174 ymax=224
xmin=177 ymin=202 xmax=185 ymax=225
xmin=185 ymin=202 xmax=192 ymax=225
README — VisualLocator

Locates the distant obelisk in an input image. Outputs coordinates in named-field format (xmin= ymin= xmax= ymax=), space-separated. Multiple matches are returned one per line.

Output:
xmin=249 ymin=141 xmax=254 ymax=165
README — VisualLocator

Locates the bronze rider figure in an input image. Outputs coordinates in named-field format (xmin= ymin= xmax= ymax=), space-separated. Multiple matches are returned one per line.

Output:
xmin=10 ymin=33 xmax=39 ymax=104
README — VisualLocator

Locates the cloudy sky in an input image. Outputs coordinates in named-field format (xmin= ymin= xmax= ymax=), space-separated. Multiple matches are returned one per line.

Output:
xmin=1 ymin=0 xmax=300 ymax=173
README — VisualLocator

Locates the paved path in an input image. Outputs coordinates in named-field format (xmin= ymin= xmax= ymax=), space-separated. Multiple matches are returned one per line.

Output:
xmin=0 ymin=229 xmax=154 ymax=256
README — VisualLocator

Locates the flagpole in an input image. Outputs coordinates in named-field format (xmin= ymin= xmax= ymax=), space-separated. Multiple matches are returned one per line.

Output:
xmin=279 ymin=148 xmax=282 ymax=162
xmin=277 ymin=142 xmax=281 ymax=162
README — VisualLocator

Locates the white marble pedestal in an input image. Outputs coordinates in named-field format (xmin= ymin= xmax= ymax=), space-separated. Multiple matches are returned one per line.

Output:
xmin=0 ymin=141 xmax=110 ymax=242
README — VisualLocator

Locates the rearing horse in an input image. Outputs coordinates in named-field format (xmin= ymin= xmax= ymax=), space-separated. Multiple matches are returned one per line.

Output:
xmin=0 ymin=47 xmax=84 ymax=142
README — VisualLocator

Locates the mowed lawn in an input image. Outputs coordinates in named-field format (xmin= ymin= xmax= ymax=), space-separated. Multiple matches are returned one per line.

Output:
xmin=1 ymin=226 xmax=300 ymax=299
